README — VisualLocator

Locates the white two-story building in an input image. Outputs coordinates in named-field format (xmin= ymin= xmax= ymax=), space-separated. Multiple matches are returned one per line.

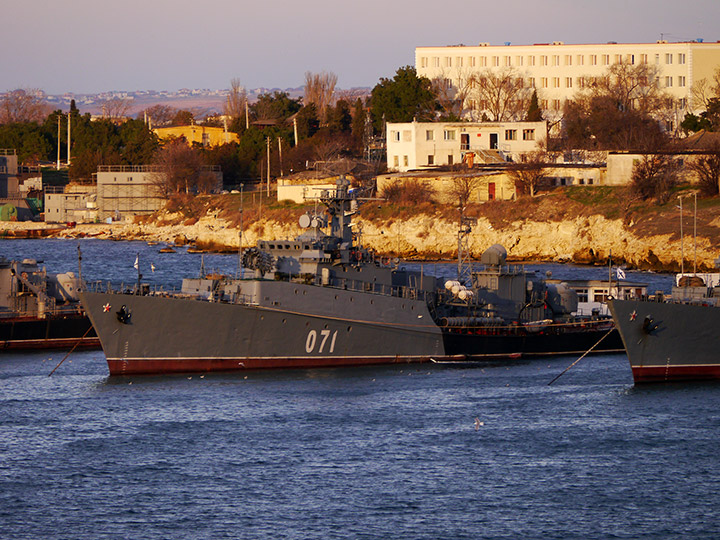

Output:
xmin=386 ymin=120 xmax=547 ymax=172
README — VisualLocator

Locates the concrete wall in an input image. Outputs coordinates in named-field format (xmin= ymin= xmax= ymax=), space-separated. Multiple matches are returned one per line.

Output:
xmin=377 ymin=172 xmax=517 ymax=204
xmin=45 ymin=188 xmax=98 ymax=223
xmin=606 ymin=152 xmax=713 ymax=186
xmin=277 ymin=183 xmax=337 ymax=204
xmin=96 ymin=171 xmax=165 ymax=221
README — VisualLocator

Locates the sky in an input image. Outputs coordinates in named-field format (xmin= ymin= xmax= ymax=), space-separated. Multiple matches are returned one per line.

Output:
xmin=2 ymin=0 xmax=719 ymax=95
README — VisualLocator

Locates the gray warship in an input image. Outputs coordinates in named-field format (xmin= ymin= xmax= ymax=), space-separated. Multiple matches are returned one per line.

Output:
xmin=609 ymin=272 xmax=720 ymax=383
xmin=80 ymin=176 xmax=618 ymax=376
xmin=0 ymin=257 xmax=98 ymax=349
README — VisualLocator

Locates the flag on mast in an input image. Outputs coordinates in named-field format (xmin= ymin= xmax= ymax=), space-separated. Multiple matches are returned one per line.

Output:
xmin=616 ymin=267 xmax=626 ymax=280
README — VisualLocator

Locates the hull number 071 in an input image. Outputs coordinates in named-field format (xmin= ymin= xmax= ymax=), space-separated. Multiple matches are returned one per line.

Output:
xmin=305 ymin=329 xmax=338 ymax=354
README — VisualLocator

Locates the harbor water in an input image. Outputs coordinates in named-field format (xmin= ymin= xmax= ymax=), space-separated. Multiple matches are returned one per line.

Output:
xmin=3 ymin=239 xmax=719 ymax=539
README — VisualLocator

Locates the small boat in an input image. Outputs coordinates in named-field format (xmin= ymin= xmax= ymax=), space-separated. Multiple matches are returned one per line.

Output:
xmin=159 ymin=247 xmax=176 ymax=253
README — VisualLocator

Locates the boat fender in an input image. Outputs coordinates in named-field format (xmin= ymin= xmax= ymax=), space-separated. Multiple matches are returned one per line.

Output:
xmin=116 ymin=305 xmax=131 ymax=324
xmin=641 ymin=315 xmax=657 ymax=335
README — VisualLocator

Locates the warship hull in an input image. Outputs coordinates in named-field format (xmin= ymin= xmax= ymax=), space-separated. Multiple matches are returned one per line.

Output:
xmin=81 ymin=290 xmax=449 ymax=376
xmin=609 ymin=299 xmax=720 ymax=383
xmin=0 ymin=313 xmax=99 ymax=350
xmin=442 ymin=322 xmax=621 ymax=359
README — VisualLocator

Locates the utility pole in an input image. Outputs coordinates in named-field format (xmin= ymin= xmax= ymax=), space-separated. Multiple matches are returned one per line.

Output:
xmin=266 ymin=136 xmax=271 ymax=196
xmin=694 ymin=192 xmax=697 ymax=275
xmin=67 ymin=111 xmax=71 ymax=166
xmin=56 ymin=115 xmax=61 ymax=170
xmin=679 ymin=195 xmax=684 ymax=275
xmin=278 ymin=137 xmax=283 ymax=177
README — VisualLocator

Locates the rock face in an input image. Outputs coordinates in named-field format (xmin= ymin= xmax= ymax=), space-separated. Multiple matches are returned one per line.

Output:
xmin=44 ymin=208 xmax=719 ymax=272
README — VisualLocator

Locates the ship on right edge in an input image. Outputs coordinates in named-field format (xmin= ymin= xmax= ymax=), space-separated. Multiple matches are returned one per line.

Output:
xmin=609 ymin=271 xmax=720 ymax=383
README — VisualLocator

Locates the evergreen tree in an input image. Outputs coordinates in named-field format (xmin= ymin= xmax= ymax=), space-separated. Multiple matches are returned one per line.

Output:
xmin=328 ymin=99 xmax=352 ymax=133
xmin=526 ymin=90 xmax=543 ymax=121
xmin=351 ymin=98 xmax=366 ymax=154
xmin=370 ymin=66 xmax=435 ymax=133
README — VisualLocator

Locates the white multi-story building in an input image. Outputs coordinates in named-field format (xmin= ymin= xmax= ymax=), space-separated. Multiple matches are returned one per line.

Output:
xmin=416 ymin=40 xmax=720 ymax=124
xmin=386 ymin=120 xmax=547 ymax=172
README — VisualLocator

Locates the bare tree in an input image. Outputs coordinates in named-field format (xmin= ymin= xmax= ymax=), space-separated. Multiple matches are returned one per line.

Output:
xmin=223 ymin=78 xmax=248 ymax=123
xmin=448 ymin=175 xmax=482 ymax=214
xmin=687 ymin=144 xmax=720 ymax=196
xmin=467 ymin=68 xmax=529 ymax=121
xmin=507 ymin=151 xmax=549 ymax=197
xmin=151 ymin=140 xmax=215 ymax=196
xmin=431 ymin=68 xmax=475 ymax=120
xmin=140 ymin=104 xmax=177 ymax=127
xmin=335 ymin=88 xmax=369 ymax=103
xmin=304 ymin=71 xmax=338 ymax=125
xmin=690 ymin=67 xmax=720 ymax=111
xmin=102 ymin=98 xmax=131 ymax=122
xmin=0 ymin=88 xmax=50 ymax=124
xmin=630 ymin=153 xmax=680 ymax=203
xmin=580 ymin=63 xmax=671 ymax=117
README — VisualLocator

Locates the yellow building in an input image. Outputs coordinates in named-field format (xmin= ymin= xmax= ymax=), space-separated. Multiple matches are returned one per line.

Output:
xmin=153 ymin=125 xmax=239 ymax=147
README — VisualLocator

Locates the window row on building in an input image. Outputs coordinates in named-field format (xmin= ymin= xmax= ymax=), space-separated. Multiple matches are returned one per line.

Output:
xmin=419 ymin=52 xmax=689 ymax=70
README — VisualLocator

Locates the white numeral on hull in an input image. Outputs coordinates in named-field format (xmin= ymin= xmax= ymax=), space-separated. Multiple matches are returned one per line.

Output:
xmin=305 ymin=329 xmax=338 ymax=354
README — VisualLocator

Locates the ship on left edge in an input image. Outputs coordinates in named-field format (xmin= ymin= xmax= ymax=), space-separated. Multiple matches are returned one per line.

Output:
xmin=0 ymin=257 xmax=99 ymax=350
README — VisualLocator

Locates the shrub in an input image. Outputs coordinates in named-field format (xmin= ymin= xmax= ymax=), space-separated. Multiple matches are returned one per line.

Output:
xmin=380 ymin=179 xmax=434 ymax=204
xmin=630 ymin=154 xmax=679 ymax=204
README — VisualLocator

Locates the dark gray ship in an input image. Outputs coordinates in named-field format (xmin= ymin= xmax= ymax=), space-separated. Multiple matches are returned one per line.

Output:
xmin=609 ymin=273 xmax=720 ymax=383
xmin=0 ymin=257 xmax=99 ymax=350
xmin=81 ymin=176 xmax=619 ymax=376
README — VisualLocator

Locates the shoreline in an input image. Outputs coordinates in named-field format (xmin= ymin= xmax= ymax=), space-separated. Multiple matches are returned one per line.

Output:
xmin=1 ymin=217 xmax=716 ymax=273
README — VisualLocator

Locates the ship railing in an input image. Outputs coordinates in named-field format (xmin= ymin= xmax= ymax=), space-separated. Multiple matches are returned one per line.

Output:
xmin=313 ymin=275 xmax=435 ymax=302
xmin=82 ymin=280 xmax=183 ymax=296
xmin=0 ymin=302 xmax=86 ymax=319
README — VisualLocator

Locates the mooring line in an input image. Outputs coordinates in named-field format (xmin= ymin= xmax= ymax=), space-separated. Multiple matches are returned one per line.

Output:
xmin=48 ymin=325 xmax=94 ymax=377
xmin=547 ymin=328 xmax=615 ymax=386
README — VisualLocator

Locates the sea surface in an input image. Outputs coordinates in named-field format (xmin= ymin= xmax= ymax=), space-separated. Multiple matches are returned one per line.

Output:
xmin=3 ymin=239 xmax=720 ymax=539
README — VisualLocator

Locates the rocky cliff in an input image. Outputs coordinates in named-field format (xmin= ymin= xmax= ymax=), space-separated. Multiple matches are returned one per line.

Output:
xmin=5 ymin=188 xmax=719 ymax=272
